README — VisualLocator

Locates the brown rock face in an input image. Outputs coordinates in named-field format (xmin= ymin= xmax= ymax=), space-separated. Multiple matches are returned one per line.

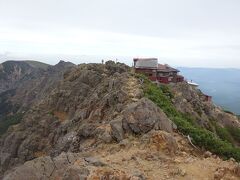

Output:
xmin=110 ymin=116 xmax=125 ymax=142
xmin=2 ymin=61 xmax=240 ymax=179
xmin=0 ymin=60 xmax=75 ymax=129
xmin=0 ymin=61 xmax=174 ymax=177
xmin=0 ymin=61 xmax=36 ymax=93
xmin=122 ymin=98 xmax=175 ymax=134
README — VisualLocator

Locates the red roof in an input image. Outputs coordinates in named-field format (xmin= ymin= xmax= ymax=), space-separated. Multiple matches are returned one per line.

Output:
xmin=157 ymin=64 xmax=179 ymax=72
xmin=133 ymin=58 xmax=158 ymax=61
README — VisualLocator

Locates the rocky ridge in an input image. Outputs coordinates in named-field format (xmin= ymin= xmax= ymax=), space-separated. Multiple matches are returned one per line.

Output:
xmin=0 ymin=61 xmax=175 ymax=177
xmin=0 ymin=61 xmax=240 ymax=179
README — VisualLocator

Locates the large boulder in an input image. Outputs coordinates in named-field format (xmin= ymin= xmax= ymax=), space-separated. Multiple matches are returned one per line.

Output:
xmin=110 ymin=116 xmax=125 ymax=142
xmin=3 ymin=156 xmax=55 ymax=180
xmin=3 ymin=153 xmax=81 ymax=180
xmin=122 ymin=98 xmax=175 ymax=134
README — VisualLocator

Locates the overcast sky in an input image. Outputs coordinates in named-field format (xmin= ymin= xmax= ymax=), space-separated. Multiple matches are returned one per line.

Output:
xmin=1 ymin=0 xmax=240 ymax=67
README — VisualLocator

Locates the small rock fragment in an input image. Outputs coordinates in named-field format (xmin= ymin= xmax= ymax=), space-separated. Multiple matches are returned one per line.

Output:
xmin=84 ymin=157 xmax=106 ymax=167
xmin=204 ymin=151 xmax=212 ymax=158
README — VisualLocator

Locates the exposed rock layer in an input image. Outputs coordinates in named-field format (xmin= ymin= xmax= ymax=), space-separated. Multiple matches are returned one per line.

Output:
xmin=0 ymin=61 xmax=240 ymax=179
xmin=0 ymin=61 xmax=174 ymax=176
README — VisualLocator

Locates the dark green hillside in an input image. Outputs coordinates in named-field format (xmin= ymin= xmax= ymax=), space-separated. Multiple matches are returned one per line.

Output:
xmin=0 ymin=89 xmax=22 ymax=135
xmin=0 ymin=113 xmax=23 ymax=136
xmin=0 ymin=89 xmax=18 ymax=117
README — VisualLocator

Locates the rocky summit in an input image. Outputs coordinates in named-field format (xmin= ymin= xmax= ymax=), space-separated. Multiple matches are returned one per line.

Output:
xmin=0 ymin=60 xmax=240 ymax=179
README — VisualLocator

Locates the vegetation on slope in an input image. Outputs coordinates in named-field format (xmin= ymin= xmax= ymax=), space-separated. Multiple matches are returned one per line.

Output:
xmin=214 ymin=123 xmax=234 ymax=143
xmin=227 ymin=126 xmax=240 ymax=142
xmin=0 ymin=113 xmax=23 ymax=136
xmin=138 ymin=74 xmax=240 ymax=161
xmin=0 ymin=89 xmax=17 ymax=116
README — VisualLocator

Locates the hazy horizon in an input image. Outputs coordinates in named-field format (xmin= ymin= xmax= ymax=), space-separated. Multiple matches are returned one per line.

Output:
xmin=1 ymin=0 xmax=240 ymax=68
xmin=2 ymin=56 xmax=240 ymax=70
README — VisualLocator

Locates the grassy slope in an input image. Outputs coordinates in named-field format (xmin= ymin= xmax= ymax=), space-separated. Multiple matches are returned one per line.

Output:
xmin=138 ymin=74 xmax=240 ymax=161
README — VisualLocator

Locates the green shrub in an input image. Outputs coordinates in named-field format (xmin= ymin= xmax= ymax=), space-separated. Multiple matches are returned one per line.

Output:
xmin=214 ymin=124 xmax=233 ymax=143
xmin=227 ymin=126 xmax=240 ymax=142
xmin=159 ymin=84 xmax=174 ymax=99
xmin=138 ymin=75 xmax=240 ymax=161
xmin=0 ymin=113 xmax=23 ymax=136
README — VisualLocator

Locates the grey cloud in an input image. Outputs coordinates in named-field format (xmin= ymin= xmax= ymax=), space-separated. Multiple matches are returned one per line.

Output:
xmin=1 ymin=0 xmax=240 ymax=67
xmin=1 ymin=0 xmax=240 ymax=37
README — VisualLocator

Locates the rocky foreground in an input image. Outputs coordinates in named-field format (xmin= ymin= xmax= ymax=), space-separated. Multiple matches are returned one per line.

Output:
xmin=4 ymin=130 xmax=240 ymax=180
xmin=0 ymin=61 xmax=240 ymax=179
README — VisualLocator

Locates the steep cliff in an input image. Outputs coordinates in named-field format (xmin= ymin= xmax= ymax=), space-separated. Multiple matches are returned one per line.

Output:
xmin=0 ymin=61 xmax=49 ymax=93
xmin=0 ymin=60 xmax=75 ymax=135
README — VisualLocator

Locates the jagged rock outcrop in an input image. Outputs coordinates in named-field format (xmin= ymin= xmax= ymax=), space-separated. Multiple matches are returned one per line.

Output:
xmin=170 ymin=82 xmax=240 ymax=129
xmin=122 ymin=98 xmax=175 ymax=134
xmin=4 ymin=130 xmax=177 ymax=180
xmin=0 ymin=61 xmax=174 ymax=177
xmin=1 ymin=61 xmax=240 ymax=179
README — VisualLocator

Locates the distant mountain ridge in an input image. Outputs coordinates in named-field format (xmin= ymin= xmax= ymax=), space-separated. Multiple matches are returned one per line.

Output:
xmin=24 ymin=60 xmax=50 ymax=70
xmin=0 ymin=60 xmax=51 ymax=93
xmin=178 ymin=67 xmax=240 ymax=114
xmin=0 ymin=60 xmax=75 ymax=135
